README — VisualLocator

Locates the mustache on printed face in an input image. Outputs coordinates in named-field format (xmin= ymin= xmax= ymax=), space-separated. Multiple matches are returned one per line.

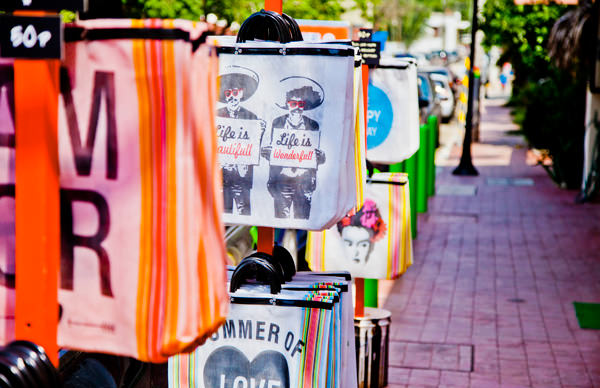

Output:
xmin=226 ymin=96 xmax=241 ymax=108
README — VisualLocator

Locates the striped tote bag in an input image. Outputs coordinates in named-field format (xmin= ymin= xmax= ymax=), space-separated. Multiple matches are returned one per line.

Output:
xmin=306 ymin=172 xmax=413 ymax=279
xmin=0 ymin=19 xmax=229 ymax=362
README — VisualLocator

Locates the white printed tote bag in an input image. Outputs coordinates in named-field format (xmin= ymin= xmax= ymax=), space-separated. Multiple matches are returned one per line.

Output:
xmin=366 ymin=59 xmax=419 ymax=164
xmin=215 ymin=42 xmax=356 ymax=230
xmin=306 ymin=172 xmax=413 ymax=279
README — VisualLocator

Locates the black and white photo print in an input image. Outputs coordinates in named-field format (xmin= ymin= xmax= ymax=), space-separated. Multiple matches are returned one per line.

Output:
xmin=262 ymin=77 xmax=325 ymax=220
xmin=216 ymin=65 xmax=266 ymax=216
xmin=217 ymin=43 xmax=355 ymax=230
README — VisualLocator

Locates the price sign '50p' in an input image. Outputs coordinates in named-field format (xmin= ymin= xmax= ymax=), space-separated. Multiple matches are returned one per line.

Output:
xmin=0 ymin=15 xmax=63 ymax=59
xmin=11 ymin=24 xmax=52 ymax=49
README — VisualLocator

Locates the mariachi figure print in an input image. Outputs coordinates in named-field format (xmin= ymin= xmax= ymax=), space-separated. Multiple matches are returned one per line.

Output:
xmin=337 ymin=199 xmax=387 ymax=271
xmin=216 ymin=66 xmax=266 ymax=215
xmin=262 ymin=77 xmax=326 ymax=220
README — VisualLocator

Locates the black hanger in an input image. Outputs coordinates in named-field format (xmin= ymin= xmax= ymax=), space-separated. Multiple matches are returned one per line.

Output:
xmin=0 ymin=373 xmax=11 ymax=388
xmin=9 ymin=343 xmax=60 ymax=388
xmin=9 ymin=341 xmax=60 ymax=388
xmin=242 ymin=252 xmax=286 ymax=282
xmin=0 ymin=351 xmax=28 ymax=388
xmin=281 ymin=13 xmax=303 ymax=41
xmin=273 ymin=245 xmax=297 ymax=281
xmin=243 ymin=247 xmax=296 ymax=282
xmin=237 ymin=10 xmax=293 ymax=43
xmin=4 ymin=346 xmax=44 ymax=388
xmin=230 ymin=256 xmax=283 ymax=294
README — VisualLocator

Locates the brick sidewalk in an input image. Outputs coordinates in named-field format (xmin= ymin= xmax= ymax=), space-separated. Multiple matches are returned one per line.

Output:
xmin=382 ymin=98 xmax=600 ymax=388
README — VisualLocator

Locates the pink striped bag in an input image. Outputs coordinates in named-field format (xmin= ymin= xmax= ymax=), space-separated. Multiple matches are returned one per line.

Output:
xmin=0 ymin=19 xmax=228 ymax=362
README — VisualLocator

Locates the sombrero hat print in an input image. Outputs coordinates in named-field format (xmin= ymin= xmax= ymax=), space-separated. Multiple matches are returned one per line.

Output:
xmin=276 ymin=76 xmax=325 ymax=111
xmin=218 ymin=65 xmax=259 ymax=103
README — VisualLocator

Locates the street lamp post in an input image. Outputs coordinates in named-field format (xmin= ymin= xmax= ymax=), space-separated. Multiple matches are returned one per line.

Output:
xmin=453 ymin=0 xmax=479 ymax=176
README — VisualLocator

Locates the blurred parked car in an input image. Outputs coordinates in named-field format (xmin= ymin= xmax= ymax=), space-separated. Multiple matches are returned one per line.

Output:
xmin=418 ymin=71 xmax=443 ymax=147
xmin=417 ymin=72 xmax=442 ymax=125
xmin=429 ymin=73 xmax=455 ymax=123
xmin=394 ymin=52 xmax=428 ymax=67
xmin=421 ymin=66 xmax=460 ymax=96
xmin=426 ymin=50 xmax=459 ymax=64
xmin=394 ymin=52 xmax=418 ymax=60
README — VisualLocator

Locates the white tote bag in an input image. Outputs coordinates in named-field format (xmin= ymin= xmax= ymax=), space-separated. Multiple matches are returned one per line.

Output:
xmin=215 ymin=41 xmax=356 ymax=230
xmin=307 ymin=172 xmax=413 ymax=279
xmin=173 ymin=265 xmax=358 ymax=388
xmin=169 ymin=290 xmax=336 ymax=388
xmin=366 ymin=59 xmax=419 ymax=164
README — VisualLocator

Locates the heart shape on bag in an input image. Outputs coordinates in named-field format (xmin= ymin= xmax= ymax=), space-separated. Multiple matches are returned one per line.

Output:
xmin=204 ymin=346 xmax=290 ymax=388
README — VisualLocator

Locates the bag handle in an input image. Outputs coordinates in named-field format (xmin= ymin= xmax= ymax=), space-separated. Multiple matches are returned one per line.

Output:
xmin=230 ymin=255 xmax=283 ymax=294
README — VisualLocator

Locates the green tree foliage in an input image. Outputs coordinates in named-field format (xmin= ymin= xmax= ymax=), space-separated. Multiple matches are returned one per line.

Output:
xmin=512 ymin=70 xmax=586 ymax=189
xmin=480 ymin=0 xmax=567 ymax=90
xmin=122 ymin=0 xmax=220 ymax=19
xmin=440 ymin=0 xmax=470 ymax=20
xmin=120 ymin=0 xmax=344 ymax=24
xmin=284 ymin=0 xmax=345 ymax=20
xmin=481 ymin=0 xmax=586 ymax=189
xmin=203 ymin=0 xmax=263 ymax=23
xmin=122 ymin=0 xmax=202 ymax=19
xmin=395 ymin=0 xmax=432 ymax=48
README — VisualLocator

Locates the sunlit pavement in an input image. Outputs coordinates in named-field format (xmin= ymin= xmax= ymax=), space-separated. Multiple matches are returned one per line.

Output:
xmin=379 ymin=98 xmax=600 ymax=387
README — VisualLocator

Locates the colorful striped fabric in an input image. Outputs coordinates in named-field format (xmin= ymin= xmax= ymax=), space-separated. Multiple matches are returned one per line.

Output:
xmin=353 ymin=65 xmax=367 ymax=210
xmin=0 ymin=19 xmax=229 ymax=362
xmin=306 ymin=172 xmax=413 ymax=279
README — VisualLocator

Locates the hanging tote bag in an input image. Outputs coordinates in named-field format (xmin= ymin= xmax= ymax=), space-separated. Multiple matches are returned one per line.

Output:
xmin=0 ymin=19 xmax=229 ymax=362
xmin=224 ymin=268 xmax=358 ymax=388
xmin=306 ymin=172 xmax=413 ymax=279
xmin=169 ymin=260 xmax=342 ymax=388
xmin=214 ymin=41 xmax=356 ymax=230
xmin=169 ymin=294 xmax=334 ymax=388
xmin=365 ymin=59 xmax=419 ymax=164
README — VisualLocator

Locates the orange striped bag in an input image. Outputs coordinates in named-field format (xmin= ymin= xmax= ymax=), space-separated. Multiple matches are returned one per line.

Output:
xmin=0 ymin=19 xmax=228 ymax=362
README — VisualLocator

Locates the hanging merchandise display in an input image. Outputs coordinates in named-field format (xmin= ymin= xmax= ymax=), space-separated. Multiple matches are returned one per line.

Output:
xmin=353 ymin=57 xmax=368 ymax=211
xmin=214 ymin=40 xmax=359 ymax=230
xmin=365 ymin=59 xmax=419 ymax=165
xmin=0 ymin=19 xmax=229 ymax=362
xmin=306 ymin=172 xmax=413 ymax=279
xmin=169 ymin=256 xmax=357 ymax=388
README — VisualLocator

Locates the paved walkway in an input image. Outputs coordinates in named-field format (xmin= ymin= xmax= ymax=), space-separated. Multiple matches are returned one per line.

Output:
xmin=381 ymin=98 xmax=600 ymax=388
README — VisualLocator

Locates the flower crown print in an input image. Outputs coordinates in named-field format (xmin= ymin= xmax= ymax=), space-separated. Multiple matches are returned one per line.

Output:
xmin=336 ymin=200 xmax=387 ymax=242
